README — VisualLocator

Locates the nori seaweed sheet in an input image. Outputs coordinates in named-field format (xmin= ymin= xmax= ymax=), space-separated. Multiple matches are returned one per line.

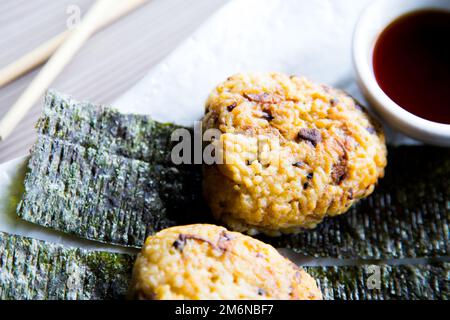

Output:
xmin=306 ymin=262 xmax=449 ymax=300
xmin=17 ymin=135 xmax=204 ymax=247
xmin=18 ymin=140 xmax=449 ymax=255
xmin=38 ymin=90 xmax=182 ymax=165
xmin=263 ymin=146 xmax=450 ymax=259
xmin=1 ymin=231 xmax=447 ymax=300
xmin=18 ymin=91 xmax=449 ymax=258
xmin=0 ymin=231 xmax=133 ymax=300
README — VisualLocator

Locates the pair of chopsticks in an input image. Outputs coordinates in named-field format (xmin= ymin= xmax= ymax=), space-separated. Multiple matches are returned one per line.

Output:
xmin=0 ymin=0 xmax=148 ymax=141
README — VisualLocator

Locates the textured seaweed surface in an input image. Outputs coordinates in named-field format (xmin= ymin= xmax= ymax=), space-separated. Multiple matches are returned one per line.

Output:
xmin=17 ymin=91 xmax=449 ymax=257
xmin=1 ymin=232 xmax=447 ymax=300
xmin=0 ymin=232 xmax=133 ymax=300
xmin=17 ymin=90 xmax=204 ymax=247
xmin=38 ymin=90 xmax=181 ymax=165
xmin=17 ymin=135 xmax=203 ymax=247
xmin=18 ymin=140 xmax=449 ymax=254
xmin=306 ymin=262 xmax=450 ymax=300
xmin=264 ymin=146 xmax=450 ymax=259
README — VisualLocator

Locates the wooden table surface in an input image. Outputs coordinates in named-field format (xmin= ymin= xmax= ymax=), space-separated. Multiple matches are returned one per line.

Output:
xmin=0 ymin=0 xmax=227 ymax=164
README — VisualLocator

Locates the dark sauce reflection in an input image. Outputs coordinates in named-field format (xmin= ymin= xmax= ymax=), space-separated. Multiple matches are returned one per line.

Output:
xmin=373 ymin=10 xmax=450 ymax=124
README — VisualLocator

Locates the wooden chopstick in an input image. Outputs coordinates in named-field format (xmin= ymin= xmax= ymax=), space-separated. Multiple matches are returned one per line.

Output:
xmin=0 ymin=32 xmax=68 ymax=88
xmin=0 ymin=0 xmax=148 ymax=89
xmin=0 ymin=0 xmax=148 ymax=141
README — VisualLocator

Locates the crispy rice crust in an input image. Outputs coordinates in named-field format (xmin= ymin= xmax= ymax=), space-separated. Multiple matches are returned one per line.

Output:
xmin=202 ymin=73 xmax=387 ymax=235
xmin=128 ymin=224 xmax=322 ymax=300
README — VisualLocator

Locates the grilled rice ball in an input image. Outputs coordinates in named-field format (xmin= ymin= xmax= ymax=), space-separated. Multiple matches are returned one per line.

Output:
xmin=202 ymin=73 xmax=387 ymax=235
xmin=128 ymin=224 xmax=322 ymax=300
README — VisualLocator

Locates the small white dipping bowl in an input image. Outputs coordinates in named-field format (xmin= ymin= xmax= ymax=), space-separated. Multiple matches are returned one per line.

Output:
xmin=353 ymin=0 xmax=450 ymax=146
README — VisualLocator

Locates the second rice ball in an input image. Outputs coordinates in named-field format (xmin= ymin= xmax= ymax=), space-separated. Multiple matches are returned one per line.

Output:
xmin=128 ymin=224 xmax=322 ymax=299
xmin=202 ymin=72 xmax=387 ymax=235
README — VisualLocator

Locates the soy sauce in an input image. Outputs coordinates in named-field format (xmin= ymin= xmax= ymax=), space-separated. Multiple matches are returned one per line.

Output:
xmin=373 ymin=10 xmax=450 ymax=124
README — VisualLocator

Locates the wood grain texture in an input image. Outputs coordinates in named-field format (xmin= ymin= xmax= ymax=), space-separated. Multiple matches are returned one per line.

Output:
xmin=0 ymin=0 xmax=227 ymax=164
